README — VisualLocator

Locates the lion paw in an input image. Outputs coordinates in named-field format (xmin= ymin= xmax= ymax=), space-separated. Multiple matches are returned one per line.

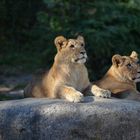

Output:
xmin=67 ymin=91 xmax=84 ymax=103
xmin=91 ymin=85 xmax=111 ymax=98
xmin=97 ymin=89 xmax=111 ymax=98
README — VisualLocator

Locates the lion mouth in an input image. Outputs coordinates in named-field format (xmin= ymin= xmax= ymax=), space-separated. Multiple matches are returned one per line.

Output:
xmin=134 ymin=71 xmax=140 ymax=83
xmin=73 ymin=56 xmax=87 ymax=64
xmin=75 ymin=57 xmax=86 ymax=62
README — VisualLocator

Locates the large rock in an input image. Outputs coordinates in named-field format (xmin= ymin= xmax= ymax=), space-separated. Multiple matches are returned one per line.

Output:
xmin=0 ymin=97 xmax=140 ymax=140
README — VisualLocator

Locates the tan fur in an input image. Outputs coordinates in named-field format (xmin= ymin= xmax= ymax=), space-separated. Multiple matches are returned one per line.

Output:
xmin=93 ymin=51 xmax=140 ymax=101
xmin=24 ymin=35 xmax=91 ymax=102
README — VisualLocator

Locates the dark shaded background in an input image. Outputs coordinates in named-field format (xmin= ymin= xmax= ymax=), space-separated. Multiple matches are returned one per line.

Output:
xmin=0 ymin=0 xmax=140 ymax=82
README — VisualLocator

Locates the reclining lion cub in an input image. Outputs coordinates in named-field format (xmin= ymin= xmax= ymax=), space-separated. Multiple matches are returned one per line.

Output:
xmin=24 ymin=36 xmax=110 ymax=102
xmin=93 ymin=51 xmax=140 ymax=101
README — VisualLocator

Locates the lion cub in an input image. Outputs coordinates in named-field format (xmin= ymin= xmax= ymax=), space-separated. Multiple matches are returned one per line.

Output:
xmin=93 ymin=51 xmax=140 ymax=101
xmin=24 ymin=36 xmax=110 ymax=102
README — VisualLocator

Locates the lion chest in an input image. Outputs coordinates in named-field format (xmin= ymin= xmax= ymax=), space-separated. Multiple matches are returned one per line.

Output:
xmin=53 ymin=64 xmax=89 ymax=92
xmin=67 ymin=66 xmax=89 ymax=91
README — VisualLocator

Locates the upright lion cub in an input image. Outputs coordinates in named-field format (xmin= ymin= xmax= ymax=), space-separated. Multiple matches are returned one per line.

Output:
xmin=24 ymin=36 xmax=89 ymax=102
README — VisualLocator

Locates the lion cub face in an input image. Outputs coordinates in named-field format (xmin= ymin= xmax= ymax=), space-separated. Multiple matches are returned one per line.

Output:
xmin=54 ymin=36 xmax=87 ymax=64
xmin=112 ymin=51 xmax=140 ymax=81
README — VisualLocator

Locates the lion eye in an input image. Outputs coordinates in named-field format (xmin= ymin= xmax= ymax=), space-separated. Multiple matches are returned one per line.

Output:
xmin=127 ymin=63 xmax=131 ymax=67
xmin=70 ymin=45 xmax=75 ymax=48
xmin=81 ymin=43 xmax=84 ymax=46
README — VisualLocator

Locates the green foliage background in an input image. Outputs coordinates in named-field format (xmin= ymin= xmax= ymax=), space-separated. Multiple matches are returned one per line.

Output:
xmin=0 ymin=0 xmax=140 ymax=81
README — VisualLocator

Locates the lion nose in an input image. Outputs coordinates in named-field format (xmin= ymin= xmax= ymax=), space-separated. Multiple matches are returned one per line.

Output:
xmin=80 ymin=51 xmax=86 ymax=55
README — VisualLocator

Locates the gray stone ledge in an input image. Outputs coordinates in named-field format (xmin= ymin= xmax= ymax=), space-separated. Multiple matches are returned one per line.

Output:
xmin=0 ymin=97 xmax=140 ymax=140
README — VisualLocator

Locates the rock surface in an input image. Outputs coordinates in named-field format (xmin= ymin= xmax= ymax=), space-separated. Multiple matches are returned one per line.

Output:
xmin=0 ymin=97 xmax=140 ymax=140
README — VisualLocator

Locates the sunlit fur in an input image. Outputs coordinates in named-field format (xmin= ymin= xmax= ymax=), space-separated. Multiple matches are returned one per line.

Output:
xmin=24 ymin=35 xmax=90 ymax=102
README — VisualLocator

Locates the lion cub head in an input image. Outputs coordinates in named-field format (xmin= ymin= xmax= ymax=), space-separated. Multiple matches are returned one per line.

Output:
xmin=112 ymin=51 xmax=140 ymax=81
xmin=54 ymin=35 xmax=87 ymax=64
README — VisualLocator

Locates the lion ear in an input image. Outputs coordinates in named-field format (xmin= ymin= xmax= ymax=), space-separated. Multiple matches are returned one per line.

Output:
xmin=54 ymin=36 xmax=67 ymax=51
xmin=112 ymin=54 xmax=123 ymax=67
xmin=77 ymin=36 xmax=85 ymax=44
xmin=130 ymin=51 xmax=138 ymax=60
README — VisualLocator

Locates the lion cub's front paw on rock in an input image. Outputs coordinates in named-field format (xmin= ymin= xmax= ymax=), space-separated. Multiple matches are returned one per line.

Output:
xmin=91 ymin=85 xmax=111 ymax=98
xmin=98 ymin=89 xmax=111 ymax=98
xmin=66 ymin=92 xmax=84 ymax=103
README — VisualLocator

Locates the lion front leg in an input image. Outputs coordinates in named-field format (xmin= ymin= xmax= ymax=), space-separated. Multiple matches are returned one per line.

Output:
xmin=58 ymin=85 xmax=84 ymax=102
xmin=91 ymin=85 xmax=111 ymax=98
